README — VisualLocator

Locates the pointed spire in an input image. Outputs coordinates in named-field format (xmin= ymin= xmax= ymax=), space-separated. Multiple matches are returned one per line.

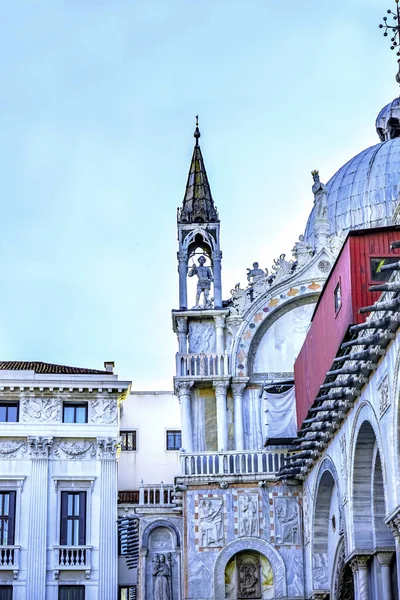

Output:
xmin=178 ymin=117 xmax=219 ymax=224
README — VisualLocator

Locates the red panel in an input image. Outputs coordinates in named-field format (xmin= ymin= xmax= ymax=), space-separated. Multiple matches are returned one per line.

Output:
xmin=295 ymin=227 xmax=400 ymax=429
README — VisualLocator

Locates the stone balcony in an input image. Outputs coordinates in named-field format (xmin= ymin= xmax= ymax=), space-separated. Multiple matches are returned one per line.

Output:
xmin=0 ymin=545 xmax=20 ymax=579
xmin=179 ymin=449 xmax=287 ymax=484
xmin=118 ymin=483 xmax=182 ymax=514
xmin=53 ymin=545 xmax=92 ymax=580
xmin=175 ymin=352 xmax=229 ymax=378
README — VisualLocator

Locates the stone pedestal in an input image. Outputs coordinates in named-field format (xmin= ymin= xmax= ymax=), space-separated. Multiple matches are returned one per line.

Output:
xmin=97 ymin=438 xmax=119 ymax=600
xmin=214 ymin=380 xmax=229 ymax=451
xmin=176 ymin=381 xmax=194 ymax=452
xmin=231 ymin=382 xmax=247 ymax=451
xmin=26 ymin=436 xmax=53 ymax=600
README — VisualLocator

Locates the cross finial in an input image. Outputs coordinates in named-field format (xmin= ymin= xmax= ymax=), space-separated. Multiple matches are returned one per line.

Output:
xmin=379 ymin=1 xmax=400 ymax=84
xmin=194 ymin=115 xmax=201 ymax=145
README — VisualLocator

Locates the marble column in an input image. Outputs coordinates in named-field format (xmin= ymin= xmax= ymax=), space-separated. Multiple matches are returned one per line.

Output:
xmin=97 ymin=438 xmax=119 ymax=600
xmin=214 ymin=380 xmax=229 ymax=451
xmin=176 ymin=317 xmax=188 ymax=354
xmin=388 ymin=515 xmax=400 ymax=600
xmin=231 ymin=382 xmax=246 ymax=451
xmin=214 ymin=314 xmax=225 ymax=355
xmin=175 ymin=381 xmax=194 ymax=452
xmin=351 ymin=555 xmax=370 ymax=600
xmin=177 ymin=250 xmax=188 ymax=310
xmin=26 ymin=436 xmax=53 ymax=600
xmin=377 ymin=552 xmax=394 ymax=600
xmin=212 ymin=250 xmax=223 ymax=309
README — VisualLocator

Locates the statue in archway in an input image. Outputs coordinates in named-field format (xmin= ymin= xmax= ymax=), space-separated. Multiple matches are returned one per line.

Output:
xmin=188 ymin=256 xmax=214 ymax=308
xmin=153 ymin=553 xmax=172 ymax=600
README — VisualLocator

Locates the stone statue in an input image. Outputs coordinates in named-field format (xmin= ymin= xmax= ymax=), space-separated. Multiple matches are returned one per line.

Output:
xmin=246 ymin=262 xmax=267 ymax=285
xmin=271 ymin=254 xmax=294 ymax=284
xmin=239 ymin=495 xmax=258 ymax=537
xmin=153 ymin=553 xmax=172 ymax=600
xmin=292 ymin=235 xmax=313 ymax=269
xmin=199 ymin=498 xmax=224 ymax=547
xmin=312 ymin=170 xmax=328 ymax=220
xmin=188 ymin=256 xmax=214 ymax=309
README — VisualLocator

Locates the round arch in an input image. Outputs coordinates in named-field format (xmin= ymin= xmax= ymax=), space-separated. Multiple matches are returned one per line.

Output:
xmin=141 ymin=518 xmax=181 ymax=549
xmin=213 ymin=537 xmax=287 ymax=598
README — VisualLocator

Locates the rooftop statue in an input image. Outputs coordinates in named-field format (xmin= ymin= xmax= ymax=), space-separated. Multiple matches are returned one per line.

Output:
xmin=292 ymin=235 xmax=313 ymax=268
xmin=312 ymin=170 xmax=328 ymax=220
xmin=246 ymin=262 xmax=267 ymax=285
xmin=188 ymin=256 xmax=214 ymax=309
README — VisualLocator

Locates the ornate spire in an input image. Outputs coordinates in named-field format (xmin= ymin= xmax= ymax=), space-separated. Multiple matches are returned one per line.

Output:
xmin=177 ymin=117 xmax=219 ymax=224
xmin=379 ymin=0 xmax=400 ymax=84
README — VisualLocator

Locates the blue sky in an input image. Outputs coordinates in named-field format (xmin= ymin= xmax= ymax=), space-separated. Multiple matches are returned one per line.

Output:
xmin=0 ymin=0 xmax=396 ymax=388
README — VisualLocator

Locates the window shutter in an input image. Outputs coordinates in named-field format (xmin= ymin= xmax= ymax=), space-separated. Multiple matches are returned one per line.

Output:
xmin=78 ymin=492 xmax=86 ymax=545
xmin=7 ymin=492 xmax=16 ymax=545
xmin=60 ymin=492 xmax=68 ymax=545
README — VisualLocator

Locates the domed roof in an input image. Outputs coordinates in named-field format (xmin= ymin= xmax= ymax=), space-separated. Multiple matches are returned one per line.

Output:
xmin=304 ymin=100 xmax=400 ymax=247
xmin=376 ymin=97 xmax=400 ymax=141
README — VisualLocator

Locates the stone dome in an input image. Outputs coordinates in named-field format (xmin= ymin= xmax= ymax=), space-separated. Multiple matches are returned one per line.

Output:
xmin=304 ymin=98 xmax=400 ymax=247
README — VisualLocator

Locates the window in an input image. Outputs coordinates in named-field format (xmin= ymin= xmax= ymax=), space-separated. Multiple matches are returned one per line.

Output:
xmin=119 ymin=587 xmax=137 ymax=600
xmin=62 ymin=403 xmax=87 ymax=424
xmin=120 ymin=431 xmax=137 ymax=451
xmin=166 ymin=430 xmax=181 ymax=451
xmin=0 ymin=587 xmax=12 ymax=600
xmin=0 ymin=403 xmax=18 ymax=423
xmin=0 ymin=492 xmax=15 ymax=545
xmin=60 ymin=492 xmax=86 ymax=546
xmin=58 ymin=586 xmax=85 ymax=600
xmin=334 ymin=282 xmax=342 ymax=313
xmin=370 ymin=257 xmax=398 ymax=282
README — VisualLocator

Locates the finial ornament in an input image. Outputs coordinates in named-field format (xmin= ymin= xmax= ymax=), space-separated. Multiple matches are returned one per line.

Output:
xmin=379 ymin=1 xmax=400 ymax=84
xmin=194 ymin=115 xmax=201 ymax=145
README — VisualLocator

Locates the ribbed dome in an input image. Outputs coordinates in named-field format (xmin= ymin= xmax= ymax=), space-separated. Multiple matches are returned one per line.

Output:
xmin=304 ymin=137 xmax=400 ymax=247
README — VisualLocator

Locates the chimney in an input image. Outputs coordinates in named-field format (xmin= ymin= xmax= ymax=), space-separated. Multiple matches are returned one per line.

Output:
xmin=104 ymin=361 xmax=115 ymax=373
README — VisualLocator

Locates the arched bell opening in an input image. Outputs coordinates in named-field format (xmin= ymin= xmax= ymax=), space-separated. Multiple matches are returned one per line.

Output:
xmin=224 ymin=550 xmax=274 ymax=600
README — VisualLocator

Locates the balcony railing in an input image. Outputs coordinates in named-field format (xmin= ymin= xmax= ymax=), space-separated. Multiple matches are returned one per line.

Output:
xmin=139 ymin=482 xmax=175 ymax=507
xmin=176 ymin=353 xmax=229 ymax=378
xmin=180 ymin=450 xmax=287 ymax=478
xmin=54 ymin=545 xmax=92 ymax=579
xmin=0 ymin=546 xmax=19 ymax=573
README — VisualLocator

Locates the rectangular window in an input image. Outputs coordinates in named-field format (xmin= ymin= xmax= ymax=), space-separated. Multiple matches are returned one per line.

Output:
xmin=58 ymin=586 xmax=85 ymax=600
xmin=0 ymin=587 xmax=12 ymax=600
xmin=119 ymin=587 xmax=137 ymax=600
xmin=120 ymin=431 xmax=137 ymax=451
xmin=0 ymin=403 xmax=18 ymax=423
xmin=334 ymin=282 xmax=342 ymax=314
xmin=370 ymin=257 xmax=398 ymax=282
xmin=166 ymin=430 xmax=181 ymax=451
xmin=62 ymin=403 xmax=87 ymax=424
xmin=0 ymin=492 xmax=16 ymax=545
xmin=60 ymin=492 xmax=86 ymax=546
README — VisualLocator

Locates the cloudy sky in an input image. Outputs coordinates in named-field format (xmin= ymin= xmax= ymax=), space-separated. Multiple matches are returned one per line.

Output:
xmin=0 ymin=0 xmax=395 ymax=388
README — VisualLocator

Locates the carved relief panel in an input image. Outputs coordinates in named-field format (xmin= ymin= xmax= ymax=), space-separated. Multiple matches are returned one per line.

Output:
xmin=21 ymin=397 xmax=61 ymax=423
xmin=54 ymin=439 xmax=96 ymax=460
xmin=90 ymin=397 xmax=118 ymax=424
xmin=234 ymin=492 xmax=260 ymax=538
xmin=274 ymin=497 xmax=300 ymax=545
xmin=194 ymin=494 xmax=225 ymax=549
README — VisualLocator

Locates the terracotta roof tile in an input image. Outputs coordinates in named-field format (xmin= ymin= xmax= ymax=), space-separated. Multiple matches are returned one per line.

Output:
xmin=0 ymin=361 xmax=112 ymax=375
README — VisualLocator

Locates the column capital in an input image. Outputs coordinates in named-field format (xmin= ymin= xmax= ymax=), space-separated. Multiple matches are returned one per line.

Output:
xmin=28 ymin=436 xmax=53 ymax=459
xmin=387 ymin=513 xmax=400 ymax=538
xmin=213 ymin=380 xmax=230 ymax=395
xmin=309 ymin=593 xmax=329 ymax=600
xmin=377 ymin=551 xmax=394 ymax=566
xmin=176 ymin=316 xmax=188 ymax=334
xmin=212 ymin=250 xmax=223 ymax=261
xmin=175 ymin=380 xmax=194 ymax=398
xmin=177 ymin=249 xmax=188 ymax=262
xmin=231 ymin=380 xmax=249 ymax=396
xmin=350 ymin=554 xmax=370 ymax=572
xmin=97 ymin=437 xmax=120 ymax=460
xmin=214 ymin=314 xmax=226 ymax=328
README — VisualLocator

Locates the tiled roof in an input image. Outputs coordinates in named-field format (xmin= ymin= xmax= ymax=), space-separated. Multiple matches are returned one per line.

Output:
xmin=0 ymin=361 xmax=112 ymax=375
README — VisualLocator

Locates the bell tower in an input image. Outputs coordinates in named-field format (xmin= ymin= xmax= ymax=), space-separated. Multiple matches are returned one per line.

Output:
xmin=176 ymin=117 xmax=223 ymax=311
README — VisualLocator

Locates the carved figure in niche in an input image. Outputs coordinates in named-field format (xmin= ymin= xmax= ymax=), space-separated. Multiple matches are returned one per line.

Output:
xmin=275 ymin=498 xmax=299 ymax=545
xmin=199 ymin=498 xmax=223 ymax=547
xmin=153 ymin=553 xmax=172 ymax=600
xmin=239 ymin=494 xmax=259 ymax=537
xmin=238 ymin=554 xmax=262 ymax=599
xmin=312 ymin=170 xmax=328 ymax=220
xmin=188 ymin=256 xmax=213 ymax=309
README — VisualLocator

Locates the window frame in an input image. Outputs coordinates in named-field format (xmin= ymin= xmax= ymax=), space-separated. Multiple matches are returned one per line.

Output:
xmin=334 ymin=280 xmax=342 ymax=315
xmin=53 ymin=478 xmax=95 ymax=550
xmin=0 ymin=402 xmax=19 ymax=423
xmin=58 ymin=585 xmax=85 ymax=600
xmin=119 ymin=586 xmax=136 ymax=600
xmin=60 ymin=491 xmax=86 ymax=546
xmin=0 ymin=491 xmax=16 ymax=546
xmin=120 ymin=430 xmax=137 ymax=452
xmin=0 ymin=586 xmax=13 ymax=600
xmin=165 ymin=429 xmax=182 ymax=452
xmin=62 ymin=402 xmax=88 ymax=424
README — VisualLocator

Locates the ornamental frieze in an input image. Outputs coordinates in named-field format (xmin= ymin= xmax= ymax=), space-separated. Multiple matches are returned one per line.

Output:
xmin=21 ymin=397 xmax=61 ymax=423
xmin=54 ymin=439 xmax=96 ymax=460
xmin=0 ymin=439 xmax=27 ymax=459
xmin=90 ymin=397 xmax=118 ymax=424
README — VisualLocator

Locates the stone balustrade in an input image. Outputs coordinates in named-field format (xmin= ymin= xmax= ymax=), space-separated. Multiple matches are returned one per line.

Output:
xmin=175 ymin=352 xmax=229 ymax=377
xmin=0 ymin=545 xmax=19 ymax=575
xmin=180 ymin=449 xmax=287 ymax=478
xmin=138 ymin=482 xmax=176 ymax=506
xmin=54 ymin=545 xmax=92 ymax=579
